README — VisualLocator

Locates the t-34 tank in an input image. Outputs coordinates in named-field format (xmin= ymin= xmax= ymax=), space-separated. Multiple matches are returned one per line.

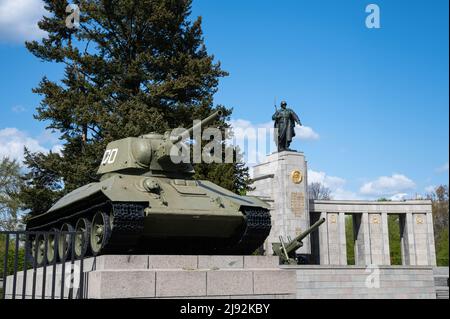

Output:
xmin=26 ymin=110 xmax=271 ymax=262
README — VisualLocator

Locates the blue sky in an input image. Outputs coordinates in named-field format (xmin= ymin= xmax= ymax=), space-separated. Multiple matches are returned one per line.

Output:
xmin=0 ymin=0 xmax=448 ymax=200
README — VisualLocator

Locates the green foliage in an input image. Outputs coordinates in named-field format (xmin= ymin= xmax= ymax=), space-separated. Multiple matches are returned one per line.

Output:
xmin=21 ymin=0 xmax=250 ymax=215
xmin=345 ymin=216 xmax=355 ymax=265
xmin=436 ymin=227 xmax=449 ymax=266
xmin=0 ymin=157 xmax=25 ymax=230
xmin=387 ymin=215 xmax=402 ymax=265
xmin=429 ymin=185 xmax=449 ymax=266
xmin=0 ymin=235 xmax=27 ymax=278
xmin=20 ymin=150 xmax=65 ymax=219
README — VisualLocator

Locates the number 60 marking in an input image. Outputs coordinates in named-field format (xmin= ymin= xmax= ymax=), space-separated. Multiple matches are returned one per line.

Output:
xmin=101 ymin=148 xmax=118 ymax=165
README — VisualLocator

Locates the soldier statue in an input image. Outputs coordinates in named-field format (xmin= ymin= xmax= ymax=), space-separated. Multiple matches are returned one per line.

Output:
xmin=272 ymin=101 xmax=302 ymax=152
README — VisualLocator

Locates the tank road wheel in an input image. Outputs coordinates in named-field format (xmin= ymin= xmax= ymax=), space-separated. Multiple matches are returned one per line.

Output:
xmin=74 ymin=218 xmax=91 ymax=259
xmin=31 ymin=234 xmax=46 ymax=266
xmin=90 ymin=212 xmax=111 ymax=256
xmin=58 ymin=223 xmax=74 ymax=261
xmin=46 ymin=229 xmax=58 ymax=264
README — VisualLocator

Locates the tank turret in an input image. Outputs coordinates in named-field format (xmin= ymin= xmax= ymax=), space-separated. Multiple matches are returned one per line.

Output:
xmin=97 ymin=110 xmax=223 ymax=178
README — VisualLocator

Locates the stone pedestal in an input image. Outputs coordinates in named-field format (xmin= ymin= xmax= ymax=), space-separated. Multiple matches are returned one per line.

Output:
xmin=5 ymin=255 xmax=296 ymax=299
xmin=249 ymin=151 xmax=310 ymax=255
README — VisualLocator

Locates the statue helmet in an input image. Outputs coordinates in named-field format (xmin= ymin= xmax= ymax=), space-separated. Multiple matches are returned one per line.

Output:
xmin=281 ymin=101 xmax=287 ymax=107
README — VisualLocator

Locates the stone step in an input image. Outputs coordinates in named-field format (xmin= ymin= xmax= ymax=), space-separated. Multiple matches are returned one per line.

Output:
xmin=434 ymin=276 xmax=449 ymax=287
xmin=436 ymin=288 xmax=449 ymax=300
xmin=433 ymin=267 xmax=449 ymax=276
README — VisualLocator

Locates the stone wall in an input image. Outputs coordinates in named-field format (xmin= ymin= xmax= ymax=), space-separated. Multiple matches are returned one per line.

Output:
xmin=291 ymin=265 xmax=436 ymax=299
xmin=5 ymin=255 xmax=297 ymax=299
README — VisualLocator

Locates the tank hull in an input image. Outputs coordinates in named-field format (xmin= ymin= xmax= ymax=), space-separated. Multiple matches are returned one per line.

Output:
xmin=26 ymin=174 xmax=271 ymax=256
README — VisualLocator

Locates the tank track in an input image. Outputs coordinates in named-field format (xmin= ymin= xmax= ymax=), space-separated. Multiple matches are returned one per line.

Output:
xmin=226 ymin=207 xmax=272 ymax=255
xmin=28 ymin=201 xmax=270 ymax=256
xmin=27 ymin=200 xmax=146 ymax=256
xmin=102 ymin=202 xmax=146 ymax=254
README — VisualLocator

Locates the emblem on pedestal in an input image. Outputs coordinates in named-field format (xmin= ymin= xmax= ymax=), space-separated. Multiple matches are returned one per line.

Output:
xmin=291 ymin=170 xmax=303 ymax=184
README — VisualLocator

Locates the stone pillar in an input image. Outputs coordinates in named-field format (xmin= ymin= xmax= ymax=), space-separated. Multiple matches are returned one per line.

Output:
xmin=323 ymin=212 xmax=346 ymax=265
xmin=338 ymin=212 xmax=347 ymax=265
xmin=318 ymin=212 xmax=330 ymax=264
xmin=249 ymin=151 xmax=310 ymax=255
xmin=426 ymin=212 xmax=437 ymax=266
xmin=413 ymin=213 xmax=430 ymax=265
xmin=367 ymin=213 xmax=389 ymax=265
xmin=381 ymin=213 xmax=391 ymax=265
xmin=354 ymin=213 xmax=371 ymax=265
xmin=400 ymin=213 xmax=417 ymax=265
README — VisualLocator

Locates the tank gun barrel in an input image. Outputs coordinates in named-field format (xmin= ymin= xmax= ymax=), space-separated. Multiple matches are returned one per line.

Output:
xmin=171 ymin=110 xmax=223 ymax=144
xmin=272 ymin=217 xmax=325 ymax=264
xmin=291 ymin=217 xmax=325 ymax=246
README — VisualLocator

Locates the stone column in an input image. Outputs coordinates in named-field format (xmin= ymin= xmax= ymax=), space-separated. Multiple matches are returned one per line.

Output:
xmin=249 ymin=151 xmax=311 ymax=255
xmin=381 ymin=213 xmax=391 ymax=265
xmin=426 ymin=212 xmax=437 ymax=266
xmin=338 ymin=212 xmax=347 ymax=265
xmin=324 ymin=212 xmax=346 ymax=265
xmin=318 ymin=212 xmax=330 ymax=264
xmin=368 ymin=213 xmax=388 ymax=265
xmin=400 ymin=213 xmax=416 ymax=265
xmin=413 ymin=213 xmax=430 ymax=265
xmin=354 ymin=213 xmax=371 ymax=265
xmin=326 ymin=213 xmax=339 ymax=264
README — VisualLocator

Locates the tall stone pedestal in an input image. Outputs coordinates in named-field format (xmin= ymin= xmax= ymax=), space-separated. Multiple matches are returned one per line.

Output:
xmin=5 ymin=255 xmax=296 ymax=299
xmin=249 ymin=151 xmax=310 ymax=255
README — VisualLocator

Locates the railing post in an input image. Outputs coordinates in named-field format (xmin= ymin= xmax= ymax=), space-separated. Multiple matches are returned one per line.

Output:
xmin=51 ymin=232 xmax=58 ymax=299
xmin=41 ymin=233 xmax=48 ymax=299
xmin=22 ymin=234 xmax=29 ymax=299
xmin=1 ymin=233 xmax=9 ymax=300
xmin=60 ymin=231 xmax=66 ymax=300
xmin=12 ymin=233 xmax=19 ymax=299
xmin=31 ymin=233 xmax=39 ymax=299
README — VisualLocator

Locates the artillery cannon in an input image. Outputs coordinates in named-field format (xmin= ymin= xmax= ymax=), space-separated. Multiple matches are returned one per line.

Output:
xmin=272 ymin=218 xmax=325 ymax=265
xmin=26 ymin=110 xmax=272 ymax=263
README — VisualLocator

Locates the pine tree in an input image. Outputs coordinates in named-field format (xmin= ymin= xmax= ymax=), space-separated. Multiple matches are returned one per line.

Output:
xmin=23 ymin=0 xmax=250 ymax=216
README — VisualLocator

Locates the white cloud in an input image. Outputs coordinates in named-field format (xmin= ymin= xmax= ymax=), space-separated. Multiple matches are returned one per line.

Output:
xmin=0 ymin=127 xmax=61 ymax=163
xmin=359 ymin=174 xmax=416 ymax=197
xmin=308 ymin=170 xmax=346 ymax=190
xmin=436 ymin=161 xmax=449 ymax=173
xmin=308 ymin=169 xmax=362 ymax=200
xmin=295 ymin=126 xmax=320 ymax=140
xmin=0 ymin=0 xmax=47 ymax=43
xmin=11 ymin=105 xmax=26 ymax=113
xmin=389 ymin=193 xmax=408 ymax=201
xmin=0 ymin=127 xmax=46 ymax=162
xmin=51 ymin=144 xmax=64 ymax=155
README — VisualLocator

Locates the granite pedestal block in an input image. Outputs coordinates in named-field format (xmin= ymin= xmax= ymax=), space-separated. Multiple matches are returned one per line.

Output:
xmin=5 ymin=255 xmax=296 ymax=299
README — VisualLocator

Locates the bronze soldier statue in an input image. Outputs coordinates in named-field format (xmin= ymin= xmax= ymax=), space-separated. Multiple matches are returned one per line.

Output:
xmin=272 ymin=101 xmax=302 ymax=152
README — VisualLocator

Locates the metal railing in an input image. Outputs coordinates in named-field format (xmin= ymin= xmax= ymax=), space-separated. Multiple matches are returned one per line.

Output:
xmin=1 ymin=230 xmax=85 ymax=299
